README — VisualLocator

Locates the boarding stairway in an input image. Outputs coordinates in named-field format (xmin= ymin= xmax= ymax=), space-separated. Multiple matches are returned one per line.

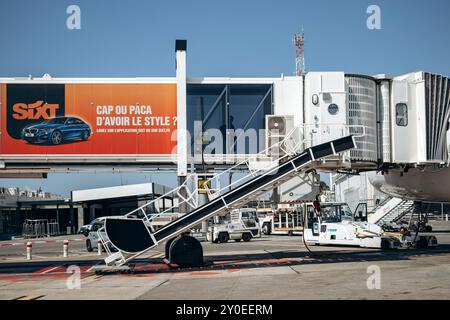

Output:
xmin=97 ymin=128 xmax=357 ymax=268
xmin=369 ymin=197 xmax=414 ymax=226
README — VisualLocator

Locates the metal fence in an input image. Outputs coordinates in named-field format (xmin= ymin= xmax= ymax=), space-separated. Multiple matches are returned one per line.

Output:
xmin=22 ymin=219 xmax=60 ymax=238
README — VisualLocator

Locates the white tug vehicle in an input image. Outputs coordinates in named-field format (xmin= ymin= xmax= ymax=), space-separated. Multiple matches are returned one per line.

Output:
xmin=206 ymin=208 xmax=261 ymax=243
xmin=303 ymin=201 xmax=437 ymax=250
xmin=303 ymin=202 xmax=400 ymax=249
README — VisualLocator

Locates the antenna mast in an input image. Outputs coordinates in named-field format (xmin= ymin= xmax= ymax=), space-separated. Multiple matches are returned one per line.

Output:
xmin=293 ymin=29 xmax=305 ymax=76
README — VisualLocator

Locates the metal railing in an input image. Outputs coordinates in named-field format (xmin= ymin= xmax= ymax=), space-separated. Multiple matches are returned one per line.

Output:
xmin=22 ymin=219 xmax=60 ymax=238
xmin=97 ymin=123 xmax=366 ymax=263
xmin=203 ymin=124 xmax=365 ymax=200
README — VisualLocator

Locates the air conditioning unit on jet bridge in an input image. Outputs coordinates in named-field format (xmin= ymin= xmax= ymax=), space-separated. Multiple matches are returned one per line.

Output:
xmin=265 ymin=115 xmax=295 ymax=156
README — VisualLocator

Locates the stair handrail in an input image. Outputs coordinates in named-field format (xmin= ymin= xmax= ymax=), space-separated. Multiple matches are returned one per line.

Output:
xmin=203 ymin=124 xmax=365 ymax=200
xmin=202 ymin=126 xmax=304 ymax=200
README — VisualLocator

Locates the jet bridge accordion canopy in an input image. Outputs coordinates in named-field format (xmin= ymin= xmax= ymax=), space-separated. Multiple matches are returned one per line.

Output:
xmin=424 ymin=73 xmax=450 ymax=162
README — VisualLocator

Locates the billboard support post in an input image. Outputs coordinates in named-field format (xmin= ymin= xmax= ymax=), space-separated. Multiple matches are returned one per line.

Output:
xmin=69 ymin=203 xmax=74 ymax=235
xmin=77 ymin=206 xmax=84 ymax=234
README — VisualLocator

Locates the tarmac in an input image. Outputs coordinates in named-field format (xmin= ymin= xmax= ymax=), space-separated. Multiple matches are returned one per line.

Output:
xmin=0 ymin=222 xmax=449 ymax=300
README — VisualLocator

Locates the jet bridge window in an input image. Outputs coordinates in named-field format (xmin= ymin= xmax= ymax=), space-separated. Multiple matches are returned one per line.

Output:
xmin=187 ymin=84 xmax=273 ymax=155
xmin=396 ymin=103 xmax=408 ymax=127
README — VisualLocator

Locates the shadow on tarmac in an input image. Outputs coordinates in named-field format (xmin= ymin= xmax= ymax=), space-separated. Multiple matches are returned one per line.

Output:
xmin=1 ymin=245 xmax=449 ymax=276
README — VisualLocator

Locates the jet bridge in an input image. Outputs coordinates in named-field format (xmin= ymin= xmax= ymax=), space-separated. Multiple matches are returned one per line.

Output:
xmin=97 ymin=130 xmax=356 ymax=268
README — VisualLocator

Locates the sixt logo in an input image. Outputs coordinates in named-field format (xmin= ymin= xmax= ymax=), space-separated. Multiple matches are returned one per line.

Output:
xmin=6 ymin=84 xmax=65 ymax=140
xmin=12 ymin=101 xmax=59 ymax=120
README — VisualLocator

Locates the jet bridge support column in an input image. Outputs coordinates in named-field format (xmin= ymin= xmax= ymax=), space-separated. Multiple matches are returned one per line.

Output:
xmin=198 ymin=176 xmax=210 ymax=235
xmin=176 ymin=39 xmax=188 ymax=214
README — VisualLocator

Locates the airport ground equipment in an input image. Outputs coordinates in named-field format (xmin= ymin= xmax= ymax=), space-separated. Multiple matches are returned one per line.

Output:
xmin=380 ymin=225 xmax=438 ymax=249
xmin=206 ymin=208 xmax=261 ymax=243
xmin=367 ymin=199 xmax=437 ymax=248
xmin=97 ymin=128 xmax=357 ymax=268
xmin=303 ymin=202 xmax=401 ymax=249
xmin=368 ymin=197 xmax=414 ymax=226
xmin=258 ymin=207 xmax=304 ymax=236
xmin=304 ymin=201 xmax=438 ymax=249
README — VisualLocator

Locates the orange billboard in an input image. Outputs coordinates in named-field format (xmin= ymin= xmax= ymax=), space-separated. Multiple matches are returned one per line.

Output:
xmin=1 ymin=83 xmax=177 ymax=157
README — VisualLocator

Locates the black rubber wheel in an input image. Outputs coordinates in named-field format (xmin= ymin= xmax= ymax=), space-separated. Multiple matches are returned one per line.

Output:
xmin=165 ymin=237 xmax=176 ymax=260
xmin=262 ymin=224 xmax=271 ymax=235
xmin=218 ymin=232 xmax=229 ymax=243
xmin=86 ymin=240 xmax=93 ymax=252
xmin=242 ymin=233 xmax=252 ymax=242
xmin=82 ymin=131 xmax=89 ymax=141
xmin=51 ymin=130 xmax=63 ymax=145
xmin=167 ymin=235 xmax=203 ymax=267
xmin=416 ymin=237 xmax=429 ymax=249
xmin=381 ymin=239 xmax=391 ymax=250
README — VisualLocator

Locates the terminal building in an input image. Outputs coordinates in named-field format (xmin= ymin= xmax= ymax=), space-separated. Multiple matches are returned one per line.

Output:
xmin=71 ymin=182 xmax=175 ymax=229
xmin=0 ymin=187 xmax=64 ymax=238
xmin=0 ymin=183 xmax=174 ymax=239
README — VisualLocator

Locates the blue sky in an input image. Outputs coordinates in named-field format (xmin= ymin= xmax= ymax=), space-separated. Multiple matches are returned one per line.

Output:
xmin=0 ymin=0 xmax=450 ymax=196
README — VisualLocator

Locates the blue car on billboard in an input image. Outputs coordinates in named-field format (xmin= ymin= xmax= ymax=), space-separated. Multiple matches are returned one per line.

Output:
xmin=21 ymin=117 xmax=92 ymax=145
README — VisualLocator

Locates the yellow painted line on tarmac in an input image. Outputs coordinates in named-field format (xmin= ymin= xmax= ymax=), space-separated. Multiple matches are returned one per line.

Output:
xmin=14 ymin=295 xmax=45 ymax=300
xmin=82 ymin=274 xmax=103 ymax=281
xmin=145 ymin=251 xmax=164 ymax=258
xmin=86 ymin=263 xmax=101 ymax=272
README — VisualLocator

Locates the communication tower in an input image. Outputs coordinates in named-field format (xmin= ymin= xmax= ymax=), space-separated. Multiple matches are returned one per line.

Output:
xmin=293 ymin=30 xmax=305 ymax=76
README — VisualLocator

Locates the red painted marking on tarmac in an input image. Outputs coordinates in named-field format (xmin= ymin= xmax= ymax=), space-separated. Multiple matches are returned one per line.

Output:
xmin=0 ymin=255 xmax=302 ymax=282
xmin=0 ymin=274 xmax=43 ymax=282
xmin=49 ymin=266 xmax=66 ymax=273
xmin=34 ymin=266 xmax=60 ymax=274
xmin=189 ymin=271 xmax=222 ymax=276
xmin=78 ymin=266 xmax=93 ymax=273
xmin=45 ymin=274 xmax=70 ymax=280
xmin=212 ymin=260 xmax=241 ymax=265
xmin=133 ymin=263 xmax=169 ymax=272
xmin=132 ymin=273 xmax=159 ymax=278
xmin=0 ymin=275 xmax=23 ymax=281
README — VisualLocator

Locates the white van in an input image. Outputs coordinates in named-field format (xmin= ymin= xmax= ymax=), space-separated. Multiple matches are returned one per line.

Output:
xmin=84 ymin=217 xmax=117 ymax=252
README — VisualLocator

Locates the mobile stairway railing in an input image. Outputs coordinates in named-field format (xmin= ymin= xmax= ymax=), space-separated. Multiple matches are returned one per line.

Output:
xmin=368 ymin=197 xmax=414 ymax=226
xmin=380 ymin=200 xmax=414 ymax=225
xmin=97 ymin=127 xmax=358 ymax=268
